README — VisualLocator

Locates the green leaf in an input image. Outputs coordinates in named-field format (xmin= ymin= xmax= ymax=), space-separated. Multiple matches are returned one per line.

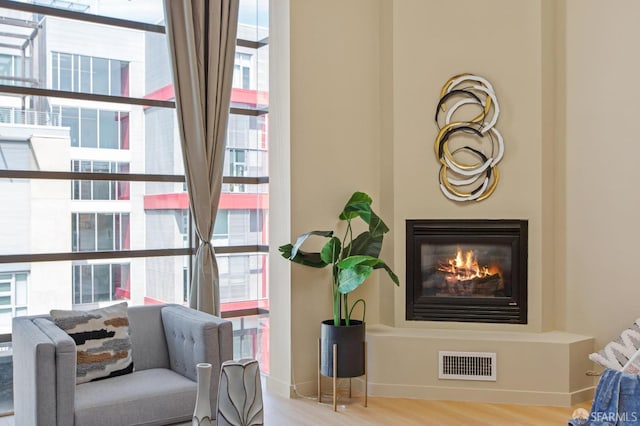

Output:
xmin=338 ymin=264 xmax=374 ymax=294
xmin=278 ymin=244 xmax=328 ymax=268
xmin=338 ymin=192 xmax=372 ymax=221
xmin=345 ymin=231 xmax=382 ymax=258
xmin=337 ymin=255 xmax=382 ymax=270
xmin=289 ymin=230 xmax=333 ymax=258
xmin=373 ymin=261 xmax=400 ymax=285
xmin=368 ymin=209 xmax=389 ymax=237
xmin=338 ymin=255 xmax=400 ymax=289
xmin=279 ymin=230 xmax=334 ymax=269
xmin=320 ymin=237 xmax=341 ymax=264
xmin=278 ymin=243 xmax=293 ymax=258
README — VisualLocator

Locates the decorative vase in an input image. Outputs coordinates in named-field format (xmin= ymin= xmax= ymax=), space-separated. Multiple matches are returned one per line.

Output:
xmin=320 ymin=319 xmax=366 ymax=377
xmin=193 ymin=362 xmax=212 ymax=426
xmin=217 ymin=359 xmax=264 ymax=426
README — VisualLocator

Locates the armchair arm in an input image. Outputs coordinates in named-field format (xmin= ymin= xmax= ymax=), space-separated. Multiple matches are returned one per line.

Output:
xmin=12 ymin=317 xmax=76 ymax=426
xmin=161 ymin=305 xmax=233 ymax=410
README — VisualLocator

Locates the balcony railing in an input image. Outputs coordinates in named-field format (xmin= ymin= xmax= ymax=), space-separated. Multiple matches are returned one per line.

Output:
xmin=0 ymin=107 xmax=55 ymax=126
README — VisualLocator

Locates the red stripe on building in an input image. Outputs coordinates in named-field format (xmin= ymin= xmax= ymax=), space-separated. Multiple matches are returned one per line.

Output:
xmin=144 ymin=192 xmax=268 ymax=211
xmin=143 ymin=193 xmax=189 ymax=210
xmin=141 ymin=298 xmax=269 ymax=312
xmin=221 ymin=299 xmax=269 ymax=313
xmin=145 ymin=84 xmax=175 ymax=102
xmin=218 ymin=193 xmax=268 ymax=210
xmin=231 ymin=88 xmax=269 ymax=106
xmin=143 ymin=84 xmax=269 ymax=107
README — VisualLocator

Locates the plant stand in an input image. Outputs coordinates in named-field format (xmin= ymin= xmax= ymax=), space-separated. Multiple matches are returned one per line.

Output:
xmin=317 ymin=339 xmax=367 ymax=411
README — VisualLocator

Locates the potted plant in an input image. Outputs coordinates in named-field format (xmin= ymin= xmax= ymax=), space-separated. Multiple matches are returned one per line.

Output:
xmin=279 ymin=191 xmax=399 ymax=378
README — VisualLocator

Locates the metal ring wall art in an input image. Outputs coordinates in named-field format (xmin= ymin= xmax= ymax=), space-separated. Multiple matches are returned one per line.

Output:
xmin=434 ymin=74 xmax=503 ymax=202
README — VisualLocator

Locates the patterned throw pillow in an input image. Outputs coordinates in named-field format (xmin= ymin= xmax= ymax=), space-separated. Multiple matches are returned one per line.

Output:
xmin=589 ymin=319 xmax=640 ymax=370
xmin=50 ymin=301 xmax=134 ymax=384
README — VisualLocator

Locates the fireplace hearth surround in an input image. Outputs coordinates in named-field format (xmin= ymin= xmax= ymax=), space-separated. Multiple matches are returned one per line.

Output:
xmin=406 ymin=219 xmax=528 ymax=324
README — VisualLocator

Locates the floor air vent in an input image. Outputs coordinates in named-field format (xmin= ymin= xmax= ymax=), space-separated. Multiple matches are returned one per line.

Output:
xmin=438 ymin=351 xmax=497 ymax=381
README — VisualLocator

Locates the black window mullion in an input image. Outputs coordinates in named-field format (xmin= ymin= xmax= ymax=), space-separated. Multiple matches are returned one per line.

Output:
xmin=0 ymin=0 xmax=166 ymax=33
xmin=0 ymin=248 xmax=193 ymax=264
xmin=0 ymin=169 xmax=185 ymax=182
xmin=0 ymin=84 xmax=175 ymax=109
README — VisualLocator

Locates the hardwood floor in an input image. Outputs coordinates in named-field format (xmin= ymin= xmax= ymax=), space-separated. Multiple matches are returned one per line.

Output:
xmin=264 ymin=390 xmax=592 ymax=425
xmin=1 ymin=388 xmax=591 ymax=425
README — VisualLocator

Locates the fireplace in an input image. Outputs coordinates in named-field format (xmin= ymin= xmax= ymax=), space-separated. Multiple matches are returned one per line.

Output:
xmin=406 ymin=219 xmax=528 ymax=324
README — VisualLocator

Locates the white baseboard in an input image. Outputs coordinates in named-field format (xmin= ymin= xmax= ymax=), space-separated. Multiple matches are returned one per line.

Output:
xmin=366 ymin=382 xmax=595 ymax=407
xmin=274 ymin=376 xmax=594 ymax=407
xmin=265 ymin=375 xmax=295 ymax=398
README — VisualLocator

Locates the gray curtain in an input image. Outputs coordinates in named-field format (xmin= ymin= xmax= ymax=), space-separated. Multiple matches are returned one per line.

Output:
xmin=163 ymin=0 xmax=239 ymax=315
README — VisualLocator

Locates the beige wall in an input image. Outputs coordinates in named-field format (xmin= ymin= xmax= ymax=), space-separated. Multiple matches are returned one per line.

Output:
xmin=563 ymin=0 xmax=640 ymax=348
xmin=276 ymin=0 xmax=386 ymax=394
xmin=390 ymin=0 xmax=552 ymax=333
xmin=271 ymin=0 xmax=640 ymax=404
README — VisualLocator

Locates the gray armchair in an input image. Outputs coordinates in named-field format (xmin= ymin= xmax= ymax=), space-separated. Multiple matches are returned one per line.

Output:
xmin=12 ymin=303 xmax=233 ymax=426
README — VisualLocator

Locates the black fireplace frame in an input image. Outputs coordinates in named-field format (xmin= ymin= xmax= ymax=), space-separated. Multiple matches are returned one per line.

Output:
xmin=405 ymin=219 xmax=528 ymax=324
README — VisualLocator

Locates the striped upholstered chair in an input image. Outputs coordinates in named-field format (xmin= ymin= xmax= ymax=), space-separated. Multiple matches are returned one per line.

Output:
xmin=12 ymin=303 xmax=232 ymax=426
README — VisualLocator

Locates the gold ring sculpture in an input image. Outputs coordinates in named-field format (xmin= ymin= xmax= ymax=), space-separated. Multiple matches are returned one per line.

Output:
xmin=434 ymin=73 xmax=503 ymax=202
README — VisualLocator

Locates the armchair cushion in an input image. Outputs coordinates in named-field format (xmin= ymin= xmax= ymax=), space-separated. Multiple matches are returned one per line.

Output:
xmin=74 ymin=368 xmax=195 ymax=426
xmin=50 ymin=302 xmax=134 ymax=384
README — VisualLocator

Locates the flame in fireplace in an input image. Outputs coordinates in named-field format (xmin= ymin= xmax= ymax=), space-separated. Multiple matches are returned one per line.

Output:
xmin=437 ymin=247 xmax=499 ymax=281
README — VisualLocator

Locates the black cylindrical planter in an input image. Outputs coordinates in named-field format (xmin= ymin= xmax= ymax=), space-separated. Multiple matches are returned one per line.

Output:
xmin=320 ymin=319 xmax=365 ymax=378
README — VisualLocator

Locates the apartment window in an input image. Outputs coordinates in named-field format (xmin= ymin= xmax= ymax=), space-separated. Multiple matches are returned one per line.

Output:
xmin=52 ymin=52 xmax=130 ymax=97
xmin=73 ymin=263 xmax=130 ymax=305
xmin=0 ymin=273 xmax=27 ymax=331
xmin=233 ymin=52 xmax=252 ymax=89
xmin=228 ymin=149 xmax=247 ymax=177
xmin=180 ymin=210 xmax=189 ymax=245
xmin=213 ymin=210 xmax=230 ymax=242
xmin=225 ymin=116 xmax=268 ymax=177
xmin=0 ymin=54 xmax=29 ymax=86
xmin=219 ymin=255 xmax=252 ymax=301
xmin=71 ymin=212 xmax=130 ymax=252
xmin=249 ymin=209 xmax=263 ymax=233
xmin=0 ymin=55 xmax=15 ymax=83
xmin=231 ymin=315 xmax=268 ymax=365
xmin=53 ymin=106 xmax=130 ymax=149
xmin=72 ymin=160 xmax=130 ymax=200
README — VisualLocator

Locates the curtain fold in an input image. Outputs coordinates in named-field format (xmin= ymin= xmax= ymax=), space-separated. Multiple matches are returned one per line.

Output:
xmin=163 ymin=0 xmax=239 ymax=315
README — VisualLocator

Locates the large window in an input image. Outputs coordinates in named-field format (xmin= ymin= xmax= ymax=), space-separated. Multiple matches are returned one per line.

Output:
xmin=0 ymin=0 xmax=270 ymax=413
xmin=0 ymin=5 xmax=188 ymax=325
xmin=217 ymin=0 xmax=270 ymax=373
